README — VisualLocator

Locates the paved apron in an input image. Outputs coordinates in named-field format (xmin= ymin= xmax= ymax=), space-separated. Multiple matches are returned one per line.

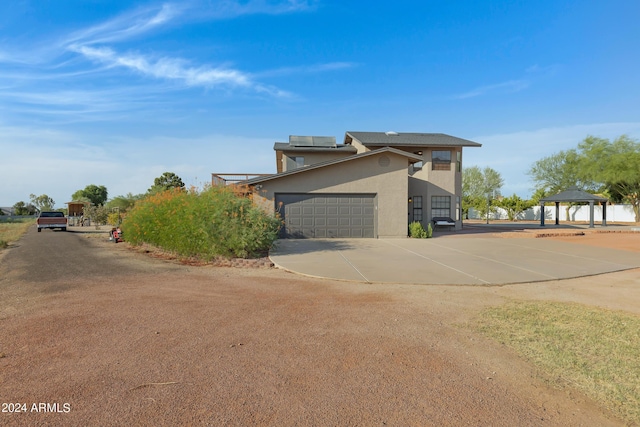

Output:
xmin=269 ymin=237 xmax=640 ymax=285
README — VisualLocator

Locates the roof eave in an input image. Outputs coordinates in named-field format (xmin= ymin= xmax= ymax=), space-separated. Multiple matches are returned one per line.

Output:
xmin=244 ymin=147 xmax=421 ymax=185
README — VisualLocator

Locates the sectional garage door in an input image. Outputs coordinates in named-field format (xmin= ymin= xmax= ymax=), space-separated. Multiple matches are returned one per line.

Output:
xmin=276 ymin=194 xmax=376 ymax=238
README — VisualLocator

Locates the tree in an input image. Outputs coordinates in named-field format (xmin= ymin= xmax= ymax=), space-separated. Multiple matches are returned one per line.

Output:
xmin=148 ymin=172 xmax=185 ymax=194
xmin=72 ymin=184 xmax=108 ymax=206
xmin=82 ymin=205 xmax=109 ymax=226
xmin=529 ymin=188 xmax=549 ymax=205
xmin=527 ymin=149 xmax=597 ymax=194
xmin=29 ymin=194 xmax=55 ymax=211
xmin=105 ymin=192 xmax=144 ymax=212
xmin=13 ymin=202 xmax=26 ymax=215
xmin=462 ymin=166 xmax=504 ymax=219
xmin=529 ymin=135 xmax=640 ymax=222
xmin=495 ymin=194 xmax=533 ymax=221
xmin=577 ymin=135 xmax=640 ymax=222
xmin=12 ymin=201 xmax=37 ymax=215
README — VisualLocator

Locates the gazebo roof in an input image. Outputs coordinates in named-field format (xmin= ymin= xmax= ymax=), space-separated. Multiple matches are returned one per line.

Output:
xmin=540 ymin=186 xmax=608 ymax=203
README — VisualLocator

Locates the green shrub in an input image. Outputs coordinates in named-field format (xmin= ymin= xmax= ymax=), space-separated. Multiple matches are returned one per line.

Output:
xmin=83 ymin=205 xmax=109 ymax=226
xmin=107 ymin=212 xmax=121 ymax=226
xmin=409 ymin=221 xmax=426 ymax=238
xmin=122 ymin=186 xmax=281 ymax=259
xmin=409 ymin=221 xmax=433 ymax=238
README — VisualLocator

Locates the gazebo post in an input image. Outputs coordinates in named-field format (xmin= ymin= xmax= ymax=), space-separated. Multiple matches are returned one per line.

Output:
xmin=602 ymin=202 xmax=607 ymax=226
xmin=589 ymin=201 xmax=595 ymax=228
xmin=555 ymin=202 xmax=560 ymax=225
xmin=540 ymin=201 xmax=545 ymax=227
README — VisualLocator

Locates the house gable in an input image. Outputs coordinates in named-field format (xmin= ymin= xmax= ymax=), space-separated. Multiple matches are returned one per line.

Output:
xmin=249 ymin=148 xmax=418 ymax=238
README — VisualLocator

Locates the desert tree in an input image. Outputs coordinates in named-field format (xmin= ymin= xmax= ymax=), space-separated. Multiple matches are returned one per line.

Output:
xmin=495 ymin=194 xmax=533 ymax=221
xmin=29 ymin=194 xmax=55 ymax=211
xmin=462 ymin=166 xmax=504 ymax=219
xmin=71 ymin=184 xmax=108 ymax=206
xmin=529 ymin=135 xmax=640 ymax=222
xmin=577 ymin=135 xmax=640 ymax=222
xmin=148 ymin=172 xmax=186 ymax=194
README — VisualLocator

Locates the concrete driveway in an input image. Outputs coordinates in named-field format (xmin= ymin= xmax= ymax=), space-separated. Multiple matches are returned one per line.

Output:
xmin=269 ymin=234 xmax=640 ymax=285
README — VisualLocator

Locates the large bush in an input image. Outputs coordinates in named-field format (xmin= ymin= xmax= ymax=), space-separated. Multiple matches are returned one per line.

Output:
xmin=122 ymin=186 xmax=281 ymax=259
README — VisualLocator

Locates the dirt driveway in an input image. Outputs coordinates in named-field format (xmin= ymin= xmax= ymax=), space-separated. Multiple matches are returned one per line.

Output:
xmin=1 ymin=227 xmax=637 ymax=426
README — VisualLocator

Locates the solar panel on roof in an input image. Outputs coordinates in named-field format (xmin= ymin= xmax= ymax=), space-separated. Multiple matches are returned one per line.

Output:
xmin=289 ymin=135 xmax=336 ymax=147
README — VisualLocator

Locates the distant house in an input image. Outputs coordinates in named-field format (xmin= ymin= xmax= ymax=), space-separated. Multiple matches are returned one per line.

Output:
xmin=215 ymin=131 xmax=481 ymax=238
xmin=0 ymin=207 xmax=13 ymax=216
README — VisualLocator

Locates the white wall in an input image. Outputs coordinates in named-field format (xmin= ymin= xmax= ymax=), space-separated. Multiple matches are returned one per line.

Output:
xmin=469 ymin=204 xmax=637 ymax=223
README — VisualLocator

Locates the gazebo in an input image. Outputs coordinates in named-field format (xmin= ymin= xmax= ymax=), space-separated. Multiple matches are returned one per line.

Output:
xmin=539 ymin=186 xmax=608 ymax=228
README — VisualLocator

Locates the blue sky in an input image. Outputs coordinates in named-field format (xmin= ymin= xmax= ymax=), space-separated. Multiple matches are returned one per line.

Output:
xmin=1 ymin=0 xmax=639 ymax=208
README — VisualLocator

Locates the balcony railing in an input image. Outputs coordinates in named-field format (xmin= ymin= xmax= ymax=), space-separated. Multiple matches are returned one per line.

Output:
xmin=211 ymin=173 xmax=271 ymax=186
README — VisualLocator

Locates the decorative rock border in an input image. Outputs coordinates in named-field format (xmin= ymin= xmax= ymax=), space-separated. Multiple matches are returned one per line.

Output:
xmin=534 ymin=229 xmax=640 ymax=238
xmin=208 ymin=256 xmax=274 ymax=269
xmin=128 ymin=243 xmax=274 ymax=269
xmin=535 ymin=232 xmax=585 ymax=238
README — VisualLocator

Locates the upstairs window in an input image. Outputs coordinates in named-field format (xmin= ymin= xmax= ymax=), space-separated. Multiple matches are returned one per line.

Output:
xmin=413 ymin=151 xmax=423 ymax=171
xmin=295 ymin=156 xmax=305 ymax=168
xmin=432 ymin=150 xmax=451 ymax=171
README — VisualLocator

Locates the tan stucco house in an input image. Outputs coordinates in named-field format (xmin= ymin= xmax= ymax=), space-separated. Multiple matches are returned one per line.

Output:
xmin=237 ymin=131 xmax=481 ymax=238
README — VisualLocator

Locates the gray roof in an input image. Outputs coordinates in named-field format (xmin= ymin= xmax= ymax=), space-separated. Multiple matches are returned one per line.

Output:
xmin=345 ymin=131 xmax=482 ymax=147
xmin=540 ymin=186 xmax=608 ymax=203
xmin=273 ymin=142 xmax=357 ymax=153
xmin=244 ymin=147 xmax=422 ymax=185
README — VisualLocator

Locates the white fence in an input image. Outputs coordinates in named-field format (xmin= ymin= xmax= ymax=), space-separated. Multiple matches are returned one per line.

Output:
xmin=469 ymin=204 xmax=637 ymax=223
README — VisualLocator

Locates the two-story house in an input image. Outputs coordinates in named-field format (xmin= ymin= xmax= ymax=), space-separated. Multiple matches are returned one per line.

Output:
xmin=241 ymin=131 xmax=481 ymax=238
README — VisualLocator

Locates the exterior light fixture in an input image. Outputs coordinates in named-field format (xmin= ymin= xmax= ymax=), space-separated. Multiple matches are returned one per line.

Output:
xmin=408 ymin=197 xmax=413 ymax=203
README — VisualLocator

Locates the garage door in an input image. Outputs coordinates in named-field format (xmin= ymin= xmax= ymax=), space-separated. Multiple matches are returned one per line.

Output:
xmin=276 ymin=194 xmax=376 ymax=238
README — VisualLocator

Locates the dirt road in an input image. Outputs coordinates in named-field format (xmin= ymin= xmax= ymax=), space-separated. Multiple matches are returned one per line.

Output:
xmin=1 ymin=227 xmax=635 ymax=426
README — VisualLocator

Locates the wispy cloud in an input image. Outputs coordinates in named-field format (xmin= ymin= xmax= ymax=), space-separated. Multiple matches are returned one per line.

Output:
xmin=60 ymin=1 xmax=316 ymax=95
xmin=256 ymin=62 xmax=357 ymax=78
xmin=62 ymin=3 xmax=182 ymax=47
xmin=0 ymin=0 xmax=339 ymax=124
xmin=454 ymin=79 xmax=530 ymax=99
xmin=69 ymin=45 xmax=253 ymax=88
xmin=1 ymin=87 xmax=162 ymax=118
xmin=453 ymin=64 xmax=561 ymax=100
xmin=62 ymin=0 xmax=318 ymax=48
xmin=201 ymin=0 xmax=318 ymax=19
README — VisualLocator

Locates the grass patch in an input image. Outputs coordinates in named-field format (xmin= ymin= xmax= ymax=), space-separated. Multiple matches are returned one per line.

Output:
xmin=474 ymin=301 xmax=640 ymax=424
xmin=0 ymin=218 xmax=35 ymax=249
